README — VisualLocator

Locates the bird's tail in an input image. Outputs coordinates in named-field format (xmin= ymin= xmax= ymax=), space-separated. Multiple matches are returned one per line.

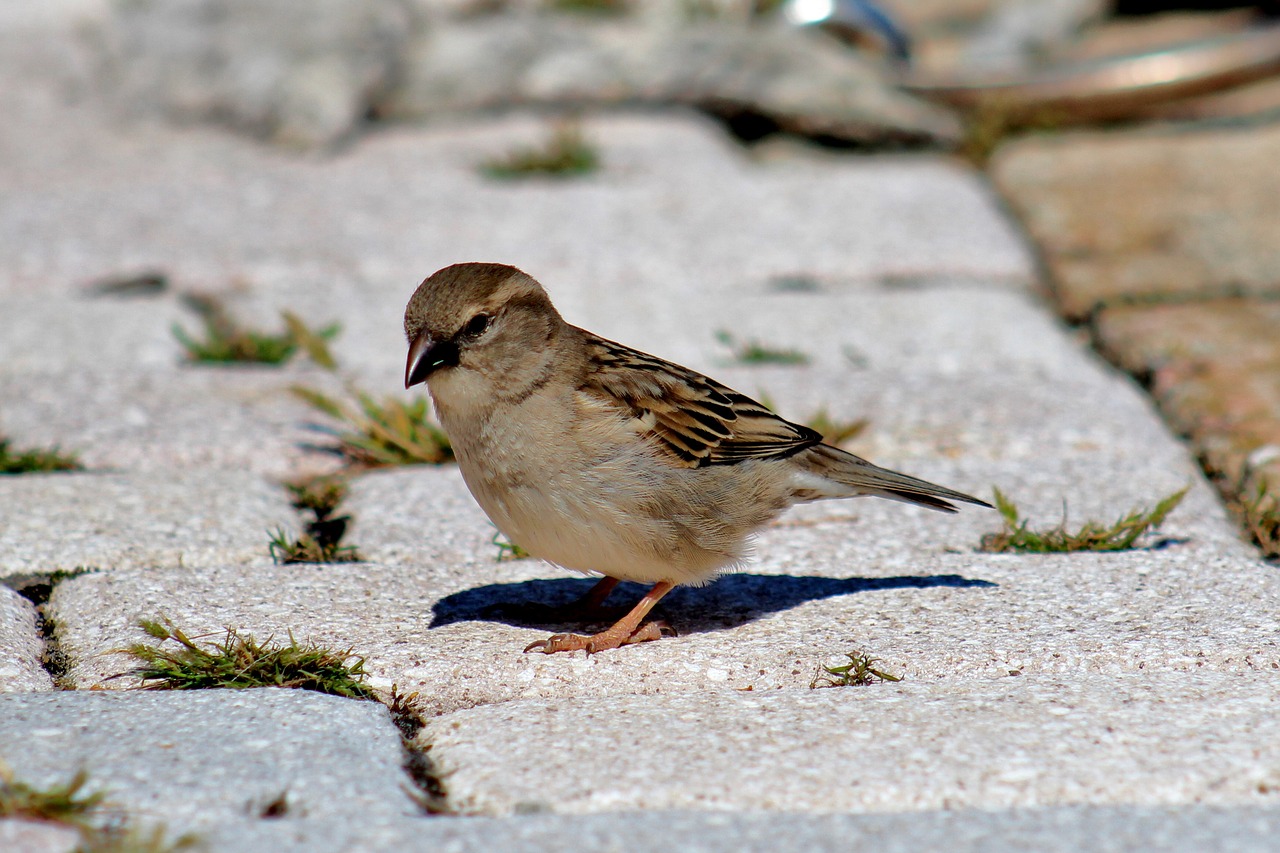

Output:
xmin=791 ymin=444 xmax=991 ymax=513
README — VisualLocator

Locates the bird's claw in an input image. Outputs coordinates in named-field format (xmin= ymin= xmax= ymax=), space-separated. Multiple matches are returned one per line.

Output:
xmin=523 ymin=633 xmax=590 ymax=654
xmin=523 ymin=620 xmax=676 ymax=655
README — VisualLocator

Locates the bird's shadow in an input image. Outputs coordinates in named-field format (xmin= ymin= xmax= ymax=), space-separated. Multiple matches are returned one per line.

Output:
xmin=430 ymin=572 xmax=997 ymax=636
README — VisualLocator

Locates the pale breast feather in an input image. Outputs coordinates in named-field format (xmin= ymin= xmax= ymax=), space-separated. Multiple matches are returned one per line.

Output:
xmin=581 ymin=332 xmax=822 ymax=468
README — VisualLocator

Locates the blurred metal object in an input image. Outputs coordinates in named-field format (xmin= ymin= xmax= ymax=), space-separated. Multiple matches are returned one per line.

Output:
xmin=903 ymin=20 xmax=1280 ymax=121
xmin=782 ymin=0 xmax=912 ymax=62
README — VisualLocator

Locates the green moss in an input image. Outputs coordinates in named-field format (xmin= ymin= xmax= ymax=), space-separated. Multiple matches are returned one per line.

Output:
xmin=480 ymin=122 xmax=600 ymax=179
xmin=0 ymin=764 xmax=102 ymax=826
xmin=979 ymin=487 xmax=1187 ymax=553
xmin=129 ymin=618 xmax=377 ymax=700
xmin=0 ymin=436 xmax=83 ymax=474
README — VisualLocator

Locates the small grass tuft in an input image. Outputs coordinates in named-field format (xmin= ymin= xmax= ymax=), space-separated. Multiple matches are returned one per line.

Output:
xmin=547 ymin=0 xmax=628 ymax=13
xmin=491 ymin=530 xmax=530 ymax=561
xmin=480 ymin=122 xmax=600 ymax=179
xmin=284 ymin=475 xmax=348 ymax=519
xmin=128 ymin=618 xmax=377 ymax=700
xmin=76 ymin=825 xmax=200 ymax=853
xmin=810 ymin=653 xmax=901 ymax=688
xmin=803 ymin=408 xmax=868 ymax=446
xmin=272 ymin=475 xmax=361 ymax=563
xmin=1236 ymin=479 xmax=1280 ymax=561
xmin=979 ymin=487 xmax=1188 ymax=553
xmin=0 ymin=764 xmax=195 ymax=853
xmin=0 ymin=763 xmax=102 ymax=826
xmin=293 ymin=385 xmax=453 ymax=467
xmin=173 ymin=294 xmax=339 ymax=366
xmin=715 ymin=330 xmax=810 ymax=366
xmin=0 ymin=436 xmax=83 ymax=474
xmin=268 ymin=525 xmax=361 ymax=564
xmin=756 ymin=394 xmax=866 ymax=445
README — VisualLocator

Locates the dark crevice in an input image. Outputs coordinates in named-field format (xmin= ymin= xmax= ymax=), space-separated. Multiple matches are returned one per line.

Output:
xmin=383 ymin=690 xmax=450 ymax=814
xmin=4 ymin=569 xmax=96 ymax=689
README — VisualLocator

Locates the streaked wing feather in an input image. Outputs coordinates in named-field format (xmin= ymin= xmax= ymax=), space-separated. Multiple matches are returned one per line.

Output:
xmin=582 ymin=332 xmax=821 ymax=468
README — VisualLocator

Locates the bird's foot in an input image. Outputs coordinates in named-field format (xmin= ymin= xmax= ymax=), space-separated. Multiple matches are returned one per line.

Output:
xmin=524 ymin=620 xmax=676 ymax=655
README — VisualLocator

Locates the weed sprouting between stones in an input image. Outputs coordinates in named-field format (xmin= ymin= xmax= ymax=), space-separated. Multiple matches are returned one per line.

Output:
xmin=479 ymin=121 xmax=600 ymax=179
xmin=715 ymin=329 xmax=810 ymax=366
xmin=268 ymin=525 xmax=361 ymax=564
xmin=810 ymin=653 xmax=901 ymax=688
xmin=491 ymin=529 xmax=530 ymax=561
xmin=0 ymin=763 xmax=102 ymax=826
xmin=270 ymin=475 xmax=362 ymax=564
xmin=546 ymin=0 xmax=627 ymax=16
xmin=979 ymin=487 xmax=1188 ymax=553
xmin=0 ymin=436 xmax=83 ymax=474
xmin=1 ymin=762 xmax=196 ymax=852
xmin=757 ymin=393 xmax=867 ymax=446
xmin=172 ymin=294 xmax=338 ymax=366
xmin=128 ymin=618 xmax=377 ymax=700
xmin=78 ymin=824 xmax=199 ymax=853
xmin=292 ymin=385 xmax=453 ymax=467
xmin=1235 ymin=479 xmax=1280 ymax=561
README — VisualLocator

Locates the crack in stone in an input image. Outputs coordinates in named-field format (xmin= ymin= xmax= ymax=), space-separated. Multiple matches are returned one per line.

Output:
xmin=4 ymin=569 xmax=96 ymax=688
xmin=383 ymin=692 xmax=450 ymax=814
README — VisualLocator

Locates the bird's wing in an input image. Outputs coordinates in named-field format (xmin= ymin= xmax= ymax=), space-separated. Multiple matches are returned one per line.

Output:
xmin=581 ymin=332 xmax=823 ymax=468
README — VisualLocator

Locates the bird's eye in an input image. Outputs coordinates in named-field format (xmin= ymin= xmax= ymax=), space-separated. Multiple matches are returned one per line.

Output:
xmin=463 ymin=313 xmax=491 ymax=337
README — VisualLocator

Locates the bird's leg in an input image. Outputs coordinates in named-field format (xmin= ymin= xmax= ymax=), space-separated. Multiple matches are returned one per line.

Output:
xmin=499 ymin=575 xmax=621 ymax=624
xmin=524 ymin=581 xmax=677 ymax=654
xmin=564 ymin=575 xmax=621 ymax=619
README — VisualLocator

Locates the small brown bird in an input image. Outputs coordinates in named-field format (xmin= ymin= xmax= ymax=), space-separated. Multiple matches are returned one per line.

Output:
xmin=405 ymin=263 xmax=989 ymax=655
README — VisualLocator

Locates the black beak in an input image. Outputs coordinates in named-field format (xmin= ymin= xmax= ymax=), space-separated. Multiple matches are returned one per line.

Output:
xmin=405 ymin=331 xmax=459 ymax=388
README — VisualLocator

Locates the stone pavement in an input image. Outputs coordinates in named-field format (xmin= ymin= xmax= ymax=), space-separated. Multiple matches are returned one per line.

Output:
xmin=992 ymin=126 xmax=1280 ymax=561
xmin=2 ymin=11 xmax=1279 ymax=853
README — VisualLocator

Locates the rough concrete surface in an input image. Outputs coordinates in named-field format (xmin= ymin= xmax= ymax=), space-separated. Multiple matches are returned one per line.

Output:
xmin=0 ymin=690 xmax=421 ymax=831
xmin=422 ymin=674 xmax=1280 ymax=815
xmin=4 ymin=8 xmax=1280 ymax=850
xmin=47 ymin=361 xmax=1279 ymax=709
xmin=0 ymin=820 xmax=78 ymax=853
xmin=0 ymin=366 xmax=346 ymax=479
xmin=0 ymin=471 xmax=294 ymax=577
xmin=201 ymin=807 xmax=1280 ymax=853
xmin=0 ymin=584 xmax=52 ymax=692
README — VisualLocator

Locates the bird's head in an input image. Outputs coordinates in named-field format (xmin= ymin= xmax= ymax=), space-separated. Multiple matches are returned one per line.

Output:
xmin=404 ymin=263 xmax=564 ymax=404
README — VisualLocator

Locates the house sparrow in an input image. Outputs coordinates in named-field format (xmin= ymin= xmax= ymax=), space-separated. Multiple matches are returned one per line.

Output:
xmin=405 ymin=262 xmax=989 ymax=655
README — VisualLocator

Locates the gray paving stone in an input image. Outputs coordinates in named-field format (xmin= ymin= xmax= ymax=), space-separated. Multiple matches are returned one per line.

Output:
xmin=0 ymin=820 xmax=77 ymax=853
xmin=0 ymin=689 xmax=421 ymax=833
xmin=421 ymin=674 xmax=1280 ymax=816
xmin=0 ymin=294 xmax=186 ymax=375
xmin=0 ymin=584 xmax=51 ymax=692
xmin=0 ymin=366 xmax=345 ymax=478
xmin=259 ymin=279 xmax=1093 ymax=393
xmin=0 ymin=47 xmax=1034 ymax=298
xmin=199 ymin=806 xmax=1280 ymax=853
xmin=0 ymin=471 xmax=294 ymax=577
